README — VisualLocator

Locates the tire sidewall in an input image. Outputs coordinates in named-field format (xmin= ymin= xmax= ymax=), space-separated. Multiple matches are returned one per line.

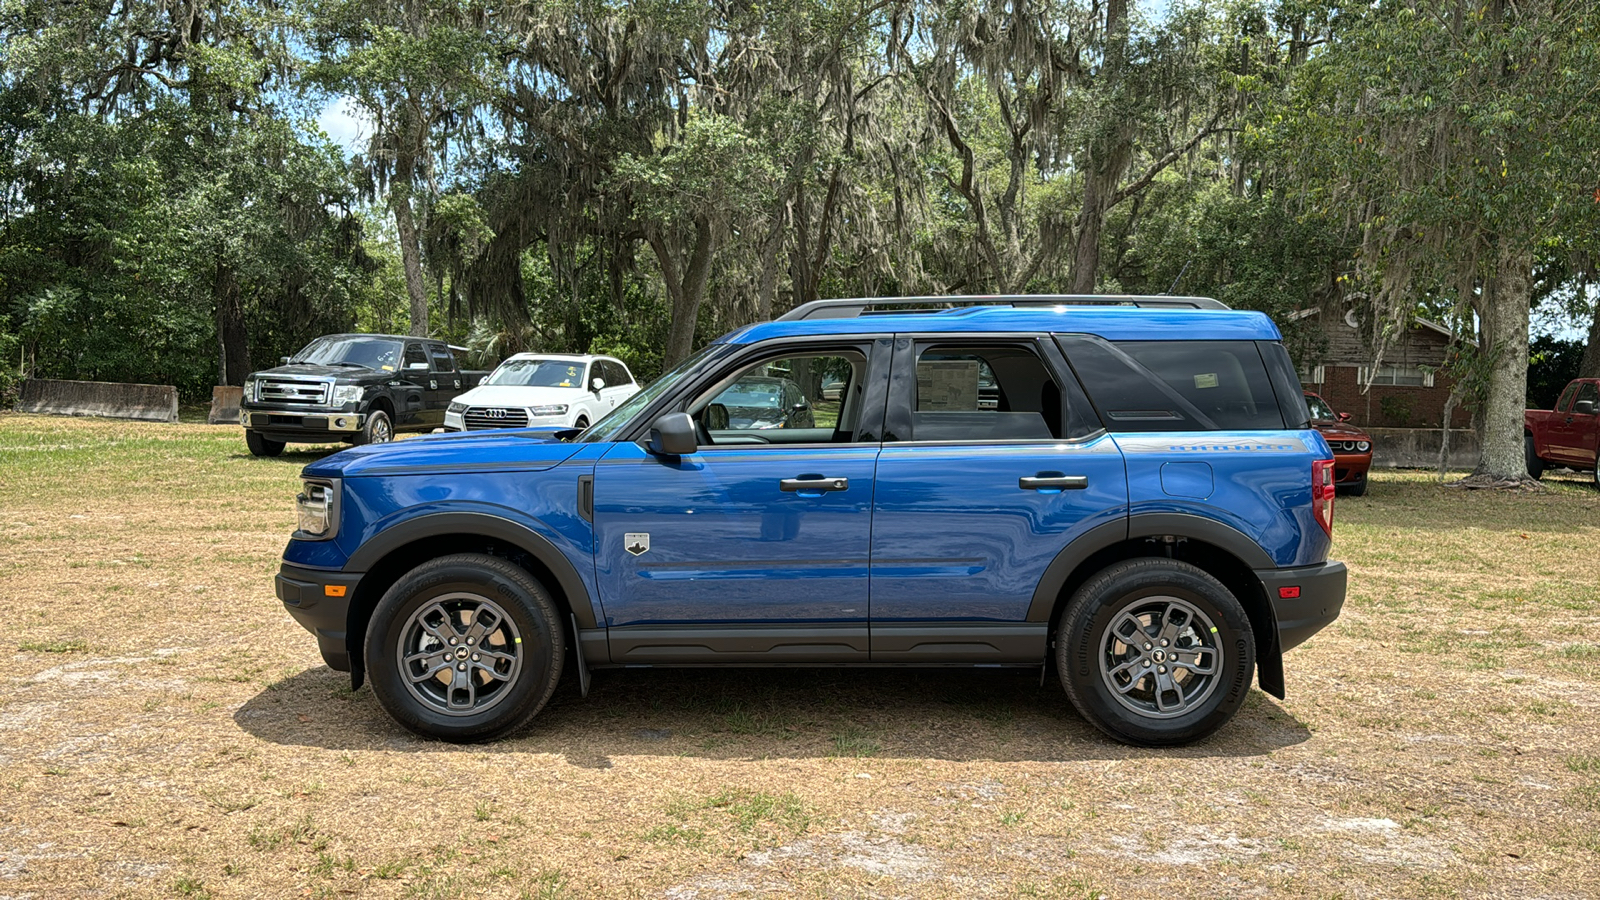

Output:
xmin=1058 ymin=560 xmax=1255 ymax=746
xmin=365 ymin=556 xmax=562 ymax=741
xmin=361 ymin=410 xmax=392 ymax=445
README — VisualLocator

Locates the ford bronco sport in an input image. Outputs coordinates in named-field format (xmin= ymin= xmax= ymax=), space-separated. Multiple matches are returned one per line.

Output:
xmin=275 ymin=296 xmax=1346 ymax=746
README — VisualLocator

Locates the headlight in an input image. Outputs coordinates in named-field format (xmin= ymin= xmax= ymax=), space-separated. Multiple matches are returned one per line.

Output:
xmin=528 ymin=404 xmax=568 ymax=416
xmin=329 ymin=384 xmax=364 ymax=406
xmin=295 ymin=479 xmax=340 ymax=540
xmin=1358 ymin=441 xmax=1370 ymax=452
xmin=447 ymin=401 xmax=467 ymax=415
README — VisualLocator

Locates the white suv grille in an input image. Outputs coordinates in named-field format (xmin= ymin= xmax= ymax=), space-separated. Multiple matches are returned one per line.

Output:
xmin=464 ymin=407 xmax=530 ymax=429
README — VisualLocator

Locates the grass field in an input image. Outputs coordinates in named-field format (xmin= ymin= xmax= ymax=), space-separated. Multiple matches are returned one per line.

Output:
xmin=2 ymin=412 xmax=1598 ymax=899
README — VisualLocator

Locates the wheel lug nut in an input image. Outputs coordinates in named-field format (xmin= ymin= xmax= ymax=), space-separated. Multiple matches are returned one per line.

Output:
xmin=1158 ymin=666 xmax=1167 ymax=673
xmin=449 ymin=638 xmax=457 ymax=646
xmin=467 ymin=637 xmax=475 ymax=645
xmin=472 ymin=654 xmax=480 ymax=662
xmin=1143 ymin=660 xmax=1151 ymax=668
xmin=1160 ymin=639 xmax=1169 ymax=647
xmin=1143 ymin=643 xmax=1152 ymax=650
xmin=457 ymin=663 xmax=467 ymax=671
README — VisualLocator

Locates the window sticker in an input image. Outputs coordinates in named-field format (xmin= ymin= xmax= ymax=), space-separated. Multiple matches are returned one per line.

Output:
xmin=1194 ymin=373 xmax=1219 ymax=389
xmin=917 ymin=360 xmax=981 ymax=410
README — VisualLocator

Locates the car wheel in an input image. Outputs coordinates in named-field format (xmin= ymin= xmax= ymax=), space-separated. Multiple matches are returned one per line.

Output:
xmin=1525 ymin=434 xmax=1545 ymax=480
xmin=356 ymin=410 xmax=393 ymax=446
xmin=574 ymin=415 xmax=589 ymax=429
xmin=1341 ymin=473 xmax=1368 ymax=497
xmin=365 ymin=553 xmax=564 ymax=742
xmin=1055 ymin=558 xmax=1255 ymax=747
xmin=245 ymin=431 xmax=285 ymax=457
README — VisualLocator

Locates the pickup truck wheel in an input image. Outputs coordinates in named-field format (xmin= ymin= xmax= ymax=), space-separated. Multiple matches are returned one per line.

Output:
xmin=365 ymin=553 xmax=564 ymax=742
xmin=1056 ymin=558 xmax=1254 ymax=747
xmin=245 ymin=431 xmax=285 ymax=457
xmin=1525 ymin=434 xmax=1545 ymax=480
xmin=356 ymin=410 xmax=393 ymax=446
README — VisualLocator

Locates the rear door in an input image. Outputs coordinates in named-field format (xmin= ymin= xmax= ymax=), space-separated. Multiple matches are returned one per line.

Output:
xmin=395 ymin=342 xmax=431 ymax=427
xmin=867 ymin=336 xmax=1128 ymax=662
xmin=427 ymin=346 xmax=462 ymax=426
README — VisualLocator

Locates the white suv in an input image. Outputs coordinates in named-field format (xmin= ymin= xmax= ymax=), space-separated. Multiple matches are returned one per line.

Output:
xmin=444 ymin=354 xmax=639 ymax=431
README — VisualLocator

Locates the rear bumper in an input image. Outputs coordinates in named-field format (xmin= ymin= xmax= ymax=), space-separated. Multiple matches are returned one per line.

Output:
xmin=1256 ymin=561 xmax=1347 ymax=652
xmin=277 ymin=562 xmax=363 ymax=671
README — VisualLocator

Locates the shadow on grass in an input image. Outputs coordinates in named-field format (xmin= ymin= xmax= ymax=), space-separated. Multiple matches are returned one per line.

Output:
xmin=235 ymin=663 xmax=1310 ymax=764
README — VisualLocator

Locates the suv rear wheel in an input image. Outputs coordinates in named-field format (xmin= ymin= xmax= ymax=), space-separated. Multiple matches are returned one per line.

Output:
xmin=365 ymin=553 xmax=564 ymax=742
xmin=1056 ymin=558 xmax=1255 ymax=746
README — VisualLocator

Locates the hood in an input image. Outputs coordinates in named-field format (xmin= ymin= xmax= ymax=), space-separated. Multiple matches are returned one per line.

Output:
xmin=1311 ymin=420 xmax=1372 ymax=441
xmin=453 ymin=383 xmax=587 ymax=408
xmin=250 ymin=364 xmax=391 ymax=384
xmin=302 ymin=429 xmax=583 ymax=478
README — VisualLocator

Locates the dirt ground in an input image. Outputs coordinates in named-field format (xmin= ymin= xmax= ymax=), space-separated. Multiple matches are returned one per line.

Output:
xmin=1 ymin=412 xmax=1598 ymax=899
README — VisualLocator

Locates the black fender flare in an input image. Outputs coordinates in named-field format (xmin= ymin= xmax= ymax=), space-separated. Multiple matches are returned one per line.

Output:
xmin=1026 ymin=512 xmax=1285 ymax=697
xmin=344 ymin=511 xmax=600 ymax=630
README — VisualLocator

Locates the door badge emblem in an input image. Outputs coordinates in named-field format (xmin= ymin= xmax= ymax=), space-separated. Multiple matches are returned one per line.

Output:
xmin=625 ymin=533 xmax=650 ymax=556
xmin=429 ymin=379 xmax=438 ymax=390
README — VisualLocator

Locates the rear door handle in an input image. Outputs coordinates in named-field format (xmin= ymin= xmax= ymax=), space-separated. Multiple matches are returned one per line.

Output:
xmin=1019 ymin=474 xmax=1088 ymax=491
xmin=780 ymin=476 xmax=849 ymax=493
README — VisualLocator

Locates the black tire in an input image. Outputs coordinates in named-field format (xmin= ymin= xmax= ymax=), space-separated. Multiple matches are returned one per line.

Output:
xmin=355 ymin=409 xmax=393 ymax=446
xmin=1341 ymin=473 xmax=1368 ymax=497
xmin=245 ymin=431 xmax=285 ymax=457
xmin=1055 ymin=558 xmax=1255 ymax=747
xmin=573 ymin=415 xmax=589 ymax=430
xmin=1525 ymin=434 xmax=1545 ymax=480
xmin=365 ymin=553 xmax=564 ymax=742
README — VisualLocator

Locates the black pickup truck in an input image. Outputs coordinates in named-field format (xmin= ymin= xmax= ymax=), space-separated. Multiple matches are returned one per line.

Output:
xmin=240 ymin=334 xmax=487 ymax=456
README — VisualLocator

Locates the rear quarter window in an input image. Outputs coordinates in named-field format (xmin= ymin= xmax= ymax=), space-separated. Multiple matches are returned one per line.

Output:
xmin=1058 ymin=336 xmax=1288 ymax=432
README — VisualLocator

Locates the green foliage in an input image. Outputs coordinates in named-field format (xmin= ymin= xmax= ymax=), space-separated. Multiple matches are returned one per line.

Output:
xmin=1527 ymin=336 xmax=1584 ymax=409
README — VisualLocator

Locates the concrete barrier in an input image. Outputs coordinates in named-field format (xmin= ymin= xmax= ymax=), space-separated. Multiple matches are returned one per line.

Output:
xmin=1367 ymin=427 xmax=1479 ymax=469
xmin=16 ymin=378 xmax=179 ymax=424
xmin=209 ymin=386 xmax=244 ymax=425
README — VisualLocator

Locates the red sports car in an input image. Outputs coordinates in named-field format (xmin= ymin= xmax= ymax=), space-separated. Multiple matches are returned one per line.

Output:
xmin=1305 ymin=391 xmax=1373 ymax=496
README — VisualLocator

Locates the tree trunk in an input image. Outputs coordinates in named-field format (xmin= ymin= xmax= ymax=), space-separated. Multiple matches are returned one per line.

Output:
xmin=214 ymin=256 xmax=250 ymax=385
xmin=653 ymin=216 xmax=716 ymax=368
xmin=1473 ymin=242 xmax=1534 ymax=481
xmin=1069 ymin=0 xmax=1132 ymax=294
xmin=1580 ymin=297 xmax=1600 ymax=379
xmin=392 ymin=183 xmax=430 ymax=338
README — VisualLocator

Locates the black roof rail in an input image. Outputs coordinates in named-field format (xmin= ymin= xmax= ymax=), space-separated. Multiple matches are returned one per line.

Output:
xmin=775 ymin=294 xmax=1230 ymax=321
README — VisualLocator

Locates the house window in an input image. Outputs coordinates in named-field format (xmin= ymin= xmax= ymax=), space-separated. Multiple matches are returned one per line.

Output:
xmin=1298 ymin=365 xmax=1325 ymax=385
xmin=1358 ymin=365 xmax=1433 ymax=387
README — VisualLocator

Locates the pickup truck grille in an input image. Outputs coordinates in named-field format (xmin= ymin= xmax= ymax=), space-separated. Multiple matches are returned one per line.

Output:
xmin=464 ymin=407 xmax=530 ymax=429
xmin=259 ymin=379 xmax=329 ymax=406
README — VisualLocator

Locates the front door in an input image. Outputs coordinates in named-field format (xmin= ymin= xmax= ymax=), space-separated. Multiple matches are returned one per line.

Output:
xmin=868 ymin=337 xmax=1128 ymax=662
xmin=592 ymin=344 xmax=887 ymax=663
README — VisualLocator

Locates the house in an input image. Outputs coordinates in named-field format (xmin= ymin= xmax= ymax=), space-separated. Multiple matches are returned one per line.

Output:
xmin=1290 ymin=308 xmax=1474 ymax=429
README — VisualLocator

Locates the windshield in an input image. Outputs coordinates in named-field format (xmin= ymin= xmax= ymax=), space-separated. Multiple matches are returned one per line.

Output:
xmin=719 ymin=380 xmax=786 ymax=408
xmin=577 ymin=344 xmax=726 ymax=443
xmin=1306 ymin=394 xmax=1336 ymax=421
xmin=292 ymin=336 xmax=403 ymax=370
xmin=485 ymin=358 xmax=588 ymax=388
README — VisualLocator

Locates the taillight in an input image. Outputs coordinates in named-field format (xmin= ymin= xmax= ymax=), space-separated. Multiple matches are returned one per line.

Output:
xmin=1312 ymin=458 xmax=1336 ymax=536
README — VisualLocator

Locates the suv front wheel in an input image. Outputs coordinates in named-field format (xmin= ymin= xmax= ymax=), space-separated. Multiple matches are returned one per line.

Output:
xmin=1056 ymin=558 xmax=1255 ymax=746
xmin=365 ymin=553 xmax=564 ymax=742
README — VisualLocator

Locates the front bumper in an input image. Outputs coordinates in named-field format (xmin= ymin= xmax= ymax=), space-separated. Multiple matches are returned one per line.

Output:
xmin=242 ymin=408 xmax=365 ymax=434
xmin=1331 ymin=452 xmax=1372 ymax=485
xmin=1255 ymin=561 xmax=1347 ymax=653
xmin=277 ymin=562 xmax=363 ymax=671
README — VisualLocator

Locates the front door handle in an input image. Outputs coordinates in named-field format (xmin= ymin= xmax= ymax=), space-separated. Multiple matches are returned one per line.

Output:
xmin=780 ymin=476 xmax=849 ymax=493
xmin=1019 ymin=474 xmax=1089 ymax=491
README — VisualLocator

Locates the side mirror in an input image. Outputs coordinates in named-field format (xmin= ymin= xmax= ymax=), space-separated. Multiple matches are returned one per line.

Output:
xmin=1576 ymin=399 xmax=1596 ymax=416
xmin=407 ymin=362 xmax=428 ymax=372
xmin=646 ymin=412 xmax=697 ymax=456
xmin=592 ymin=377 xmax=606 ymax=392
xmin=1337 ymin=412 xmax=1352 ymax=423
xmin=280 ymin=356 xmax=292 ymax=365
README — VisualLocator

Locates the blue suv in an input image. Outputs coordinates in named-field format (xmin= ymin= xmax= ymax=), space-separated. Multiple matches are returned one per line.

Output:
xmin=275 ymin=296 xmax=1346 ymax=746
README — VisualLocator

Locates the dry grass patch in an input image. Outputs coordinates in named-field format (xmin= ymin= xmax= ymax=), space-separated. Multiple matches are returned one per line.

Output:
xmin=1 ymin=413 xmax=1598 ymax=897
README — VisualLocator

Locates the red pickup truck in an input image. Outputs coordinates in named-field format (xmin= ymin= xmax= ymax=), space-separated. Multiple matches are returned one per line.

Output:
xmin=1525 ymin=378 xmax=1600 ymax=481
